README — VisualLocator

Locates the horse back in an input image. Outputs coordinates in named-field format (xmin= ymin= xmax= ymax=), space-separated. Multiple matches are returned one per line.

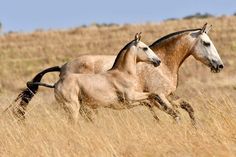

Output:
xmin=60 ymin=55 xmax=116 ymax=77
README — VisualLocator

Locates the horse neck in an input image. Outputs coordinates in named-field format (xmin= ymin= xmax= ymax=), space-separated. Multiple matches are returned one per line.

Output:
xmin=150 ymin=33 xmax=194 ymax=75
xmin=111 ymin=49 xmax=137 ymax=75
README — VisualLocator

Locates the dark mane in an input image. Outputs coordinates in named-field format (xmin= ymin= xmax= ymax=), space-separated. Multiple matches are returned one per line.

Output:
xmin=110 ymin=39 xmax=136 ymax=70
xmin=150 ymin=28 xmax=201 ymax=47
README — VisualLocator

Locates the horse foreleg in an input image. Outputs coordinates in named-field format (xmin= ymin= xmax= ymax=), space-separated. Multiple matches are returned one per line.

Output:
xmin=141 ymin=101 xmax=159 ymax=121
xmin=149 ymin=93 xmax=180 ymax=121
xmin=168 ymin=94 xmax=196 ymax=126
xmin=180 ymin=101 xmax=195 ymax=126
xmin=123 ymin=91 xmax=160 ymax=121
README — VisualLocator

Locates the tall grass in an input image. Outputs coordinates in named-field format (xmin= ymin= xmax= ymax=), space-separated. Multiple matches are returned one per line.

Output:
xmin=0 ymin=91 xmax=235 ymax=157
xmin=0 ymin=16 xmax=235 ymax=156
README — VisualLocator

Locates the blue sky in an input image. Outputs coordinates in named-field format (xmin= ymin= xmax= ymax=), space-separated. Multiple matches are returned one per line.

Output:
xmin=0 ymin=0 xmax=235 ymax=32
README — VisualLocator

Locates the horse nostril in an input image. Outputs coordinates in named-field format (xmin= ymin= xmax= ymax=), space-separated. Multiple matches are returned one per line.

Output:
xmin=156 ymin=60 xmax=161 ymax=66
xmin=153 ymin=59 xmax=161 ymax=67
xmin=219 ymin=64 xmax=224 ymax=69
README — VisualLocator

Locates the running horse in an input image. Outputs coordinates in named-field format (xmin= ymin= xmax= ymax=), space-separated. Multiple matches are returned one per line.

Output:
xmin=15 ymin=23 xmax=224 ymax=124
xmin=54 ymin=33 xmax=161 ymax=123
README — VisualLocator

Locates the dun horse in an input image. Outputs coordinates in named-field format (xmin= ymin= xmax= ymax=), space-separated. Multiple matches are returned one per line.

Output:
xmin=16 ymin=23 xmax=224 ymax=125
xmin=54 ymin=33 xmax=161 ymax=123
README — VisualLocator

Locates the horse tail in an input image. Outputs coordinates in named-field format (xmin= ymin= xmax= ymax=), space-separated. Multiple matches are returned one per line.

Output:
xmin=14 ymin=66 xmax=61 ymax=117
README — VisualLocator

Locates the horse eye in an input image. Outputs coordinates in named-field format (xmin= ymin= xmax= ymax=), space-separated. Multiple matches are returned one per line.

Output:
xmin=142 ymin=47 xmax=148 ymax=51
xmin=203 ymin=41 xmax=211 ymax=47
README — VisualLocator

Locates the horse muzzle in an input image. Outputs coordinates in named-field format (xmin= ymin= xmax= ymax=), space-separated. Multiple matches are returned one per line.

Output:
xmin=152 ymin=59 xmax=161 ymax=67
xmin=210 ymin=59 xmax=224 ymax=73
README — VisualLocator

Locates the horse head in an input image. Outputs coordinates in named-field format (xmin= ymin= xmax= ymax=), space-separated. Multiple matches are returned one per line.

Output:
xmin=134 ymin=32 xmax=161 ymax=67
xmin=190 ymin=23 xmax=224 ymax=73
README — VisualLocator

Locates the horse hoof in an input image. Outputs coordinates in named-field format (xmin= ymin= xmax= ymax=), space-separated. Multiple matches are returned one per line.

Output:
xmin=153 ymin=116 xmax=160 ymax=122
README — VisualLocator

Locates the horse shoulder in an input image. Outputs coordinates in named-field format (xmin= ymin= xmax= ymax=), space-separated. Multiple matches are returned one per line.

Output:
xmin=136 ymin=63 xmax=176 ymax=95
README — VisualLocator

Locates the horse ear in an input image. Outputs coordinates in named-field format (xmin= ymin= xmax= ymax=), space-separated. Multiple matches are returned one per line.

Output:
xmin=138 ymin=32 xmax=142 ymax=41
xmin=201 ymin=23 xmax=208 ymax=34
xmin=134 ymin=32 xmax=142 ymax=42
xmin=205 ymin=24 xmax=212 ymax=34
xmin=135 ymin=33 xmax=139 ymax=41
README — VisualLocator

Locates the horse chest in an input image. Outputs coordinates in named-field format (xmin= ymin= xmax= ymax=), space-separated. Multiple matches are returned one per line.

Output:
xmin=138 ymin=64 xmax=177 ymax=95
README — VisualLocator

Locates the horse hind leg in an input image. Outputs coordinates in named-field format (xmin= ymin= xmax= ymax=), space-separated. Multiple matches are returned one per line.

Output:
xmin=55 ymin=90 xmax=80 ymax=125
xmin=57 ymin=100 xmax=80 ymax=125
xmin=79 ymin=105 xmax=94 ymax=122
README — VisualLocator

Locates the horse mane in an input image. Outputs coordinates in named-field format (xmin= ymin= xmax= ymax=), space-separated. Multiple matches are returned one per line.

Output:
xmin=110 ymin=28 xmax=202 ymax=70
xmin=110 ymin=39 xmax=136 ymax=70
xmin=149 ymin=28 xmax=201 ymax=47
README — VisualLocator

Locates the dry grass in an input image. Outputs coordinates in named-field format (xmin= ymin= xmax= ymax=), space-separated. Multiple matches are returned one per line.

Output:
xmin=0 ymin=16 xmax=236 ymax=157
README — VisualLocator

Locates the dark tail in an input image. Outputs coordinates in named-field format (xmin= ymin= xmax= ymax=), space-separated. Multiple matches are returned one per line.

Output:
xmin=14 ymin=66 xmax=61 ymax=118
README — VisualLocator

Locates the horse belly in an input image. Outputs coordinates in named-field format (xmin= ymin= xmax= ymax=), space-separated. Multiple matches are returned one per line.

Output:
xmin=78 ymin=78 xmax=118 ymax=108
xmin=82 ymin=93 xmax=129 ymax=110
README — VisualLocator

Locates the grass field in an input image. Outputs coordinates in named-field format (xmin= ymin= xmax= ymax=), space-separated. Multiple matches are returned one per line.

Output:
xmin=0 ymin=16 xmax=236 ymax=157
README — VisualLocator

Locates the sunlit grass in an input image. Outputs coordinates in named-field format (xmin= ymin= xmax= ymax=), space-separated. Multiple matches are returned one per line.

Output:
xmin=0 ymin=16 xmax=235 ymax=156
